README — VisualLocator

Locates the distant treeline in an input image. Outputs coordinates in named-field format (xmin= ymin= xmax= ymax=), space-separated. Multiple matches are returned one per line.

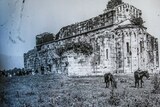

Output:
xmin=0 ymin=68 xmax=34 ymax=77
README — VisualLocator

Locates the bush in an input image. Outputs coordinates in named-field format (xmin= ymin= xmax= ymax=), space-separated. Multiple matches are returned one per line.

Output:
xmin=107 ymin=0 xmax=123 ymax=10
xmin=131 ymin=17 xmax=144 ymax=27
xmin=152 ymin=74 xmax=160 ymax=94
xmin=56 ymin=42 xmax=93 ymax=56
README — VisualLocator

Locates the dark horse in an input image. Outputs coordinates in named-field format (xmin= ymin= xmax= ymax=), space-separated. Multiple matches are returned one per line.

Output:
xmin=134 ymin=70 xmax=149 ymax=88
xmin=104 ymin=73 xmax=117 ymax=88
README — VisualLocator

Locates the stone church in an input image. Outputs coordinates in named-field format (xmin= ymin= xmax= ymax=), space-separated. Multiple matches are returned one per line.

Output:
xmin=24 ymin=0 xmax=159 ymax=76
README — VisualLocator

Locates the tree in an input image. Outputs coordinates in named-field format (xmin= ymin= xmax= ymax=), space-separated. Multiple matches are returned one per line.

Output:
xmin=107 ymin=0 xmax=123 ymax=10
xmin=56 ymin=42 xmax=93 ymax=56
xmin=36 ymin=32 xmax=55 ymax=45
xmin=130 ymin=17 xmax=144 ymax=27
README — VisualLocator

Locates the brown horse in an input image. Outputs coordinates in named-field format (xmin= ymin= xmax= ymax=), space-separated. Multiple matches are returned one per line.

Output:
xmin=134 ymin=70 xmax=149 ymax=88
xmin=104 ymin=73 xmax=117 ymax=88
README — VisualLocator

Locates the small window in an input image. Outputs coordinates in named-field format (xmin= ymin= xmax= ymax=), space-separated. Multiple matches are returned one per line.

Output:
xmin=140 ymin=41 xmax=143 ymax=53
xmin=139 ymin=13 xmax=142 ymax=16
xmin=126 ymin=42 xmax=130 ymax=53
xmin=120 ymin=6 xmax=122 ymax=11
xmin=112 ymin=35 xmax=114 ymax=39
xmin=106 ymin=49 xmax=108 ymax=60
xmin=134 ymin=34 xmax=136 ymax=39
xmin=126 ymin=9 xmax=129 ymax=12
xmin=127 ymin=57 xmax=130 ymax=64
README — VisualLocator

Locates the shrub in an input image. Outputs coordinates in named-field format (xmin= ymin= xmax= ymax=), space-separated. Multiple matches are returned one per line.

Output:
xmin=152 ymin=74 xmax=160 ymax=94
xmin=131 ymin=17 xmax=144 ymax=27
xmin=107 ymin=0 xmax=123 ymax=10
xmin=56 ymin=42 xmax=93 ymax=56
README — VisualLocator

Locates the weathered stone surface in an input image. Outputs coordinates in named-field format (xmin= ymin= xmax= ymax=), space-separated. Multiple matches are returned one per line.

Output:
xmin=24 ymin=0 xmax=159 ymax=76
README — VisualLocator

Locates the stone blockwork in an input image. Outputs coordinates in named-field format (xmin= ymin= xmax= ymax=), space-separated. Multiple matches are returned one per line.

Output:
xmin=24 ymin=0 xmax=159 ymax=76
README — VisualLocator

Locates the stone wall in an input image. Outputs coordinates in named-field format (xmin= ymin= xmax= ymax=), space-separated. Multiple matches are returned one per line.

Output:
xmin=114 ymin=3 xmax=142 ymax=24
xmin=24 ymin=0 xmax=159 ymax=76
xmin=24 ymin=25 xmax=159 ymax=75
xmin=113 ymin=26 xmax=159 ymax=73
xmin=24 ymin=49 xmax=37 ymax=70
xmin=56 ymin=11 xmax=115 ymax=40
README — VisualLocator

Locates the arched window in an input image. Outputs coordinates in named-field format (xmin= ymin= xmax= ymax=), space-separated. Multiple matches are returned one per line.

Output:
xmin=126 ymin=42 xmax=130 ymax=53
xmin=126 ymin=9 xmax=129 ymax=12
xmin=140 ymin=41 xmax=144 ymax=53
xmin=106 ymin=49 xmax=109 ymax=60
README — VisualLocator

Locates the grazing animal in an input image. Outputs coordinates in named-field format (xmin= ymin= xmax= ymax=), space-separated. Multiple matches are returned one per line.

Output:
xmin=134 ymin=70 xmax=149 ymax=88
xmin=104 ymin=73 xmax=117 ymax=88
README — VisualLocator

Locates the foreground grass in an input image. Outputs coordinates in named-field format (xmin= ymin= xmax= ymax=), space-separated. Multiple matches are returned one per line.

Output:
xmin=0 ymin=74 xmax=160 ymax=107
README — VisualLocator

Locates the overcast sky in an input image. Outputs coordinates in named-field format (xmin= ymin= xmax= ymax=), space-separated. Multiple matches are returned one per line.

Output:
xmin=0 ymin=0 xmax=160 ymax=70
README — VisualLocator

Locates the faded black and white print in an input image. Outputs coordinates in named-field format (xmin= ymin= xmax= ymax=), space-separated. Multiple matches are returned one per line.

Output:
xmin=0 ymin=0 xmax=160 ymax=107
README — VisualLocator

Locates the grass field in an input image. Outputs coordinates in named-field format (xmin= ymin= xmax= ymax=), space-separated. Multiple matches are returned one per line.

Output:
xmin=0 ymin=73 xmax=160 ymax=107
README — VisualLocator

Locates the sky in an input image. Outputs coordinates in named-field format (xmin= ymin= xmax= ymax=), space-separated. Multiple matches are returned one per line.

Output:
xmin=0 ymin=0 xmax=160 ymax=70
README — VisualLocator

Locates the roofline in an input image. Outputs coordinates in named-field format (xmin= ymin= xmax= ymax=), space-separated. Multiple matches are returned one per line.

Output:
xmin=114 ymin=3 xmax=142 ymax=12
xmin=57 ymin=10 xmax=115 ymax=33
xmin=36 ymin=24 xmax=114 ymax=47
xmin=114 ymin=24 xmax=147 ymax=30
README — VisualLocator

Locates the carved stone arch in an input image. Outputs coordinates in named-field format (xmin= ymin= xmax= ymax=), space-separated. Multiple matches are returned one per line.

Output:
xmin=138 ymin=28 xmax=142 ymax=34
xmin=127 ymin=30 xmax=130 ymax=37
xmin=120 ymin=29 xmax=125 ymax=37
xmin=129 ymin=30 xmax=132 ymax=36
xmin=126 ymin=3 xmax=129 ymax=8
xmin=115 ymin=30 xmax=119 ymax=37
xmin=118 ymin=33 xmax=121 ymax=37
xmin=116 ymin=8 xmax=119 ymax=13
xmin=133 ymin=28 xmax=137 ymax=34
xmin=123 ymin=3 xmax=127 ymax=9
xmin=131 ymin=30 xmax=136 ymax=38
xmin=114 ymin=30 xmax=120 ymax=35
xmin=118 ymin=30 xmax=122 ymax=36
xmin=130 ymin=5 xmax=134 ymax=10
xmin=99 ymin=35 xmax=105 ymax=46
xmin=124 ymin=30 xmax=130 ymax=37
xmin=115 ymin=30 xmax=119 ymax=35
xmin=121 ymin=30 xmax=126 ymax=36
xmin=133 ymin=30 xmax=137 ymax=37
xmin=141 ymin=28 xmax=146 ymax=34
xmin=105 ymin=32 xmax=110 ymax=37
xmin=141 ymin=28 xmax=146 ymax=35
xmin=119 ymin=5 xmax=122 ymax=11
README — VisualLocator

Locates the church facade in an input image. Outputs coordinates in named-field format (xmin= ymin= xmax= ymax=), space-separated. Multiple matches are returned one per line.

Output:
xmin=24 ymin=0 xmax=159 ymax=76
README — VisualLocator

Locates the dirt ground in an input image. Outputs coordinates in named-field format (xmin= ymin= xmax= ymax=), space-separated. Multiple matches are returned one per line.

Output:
xmin=0 ymin=73 xmax=160 ymax=107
